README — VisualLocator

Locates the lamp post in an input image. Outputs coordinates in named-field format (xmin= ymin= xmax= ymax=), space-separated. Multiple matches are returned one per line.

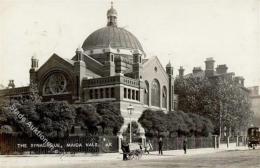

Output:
xmin=219 ymin=102 xmax=223 ymax=140
xmin=127 ymin=104 xmax=134 ymax=144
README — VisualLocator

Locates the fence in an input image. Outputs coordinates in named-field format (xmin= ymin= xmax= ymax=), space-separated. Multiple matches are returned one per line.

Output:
xmin=147 ymin=137 xmax=214 ymax=151
xmin=0 ymin=134 xmax=118 ymax=155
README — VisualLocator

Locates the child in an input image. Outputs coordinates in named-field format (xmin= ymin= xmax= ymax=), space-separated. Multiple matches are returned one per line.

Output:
xmin=144 ymin=140 xmax=153 ymax=154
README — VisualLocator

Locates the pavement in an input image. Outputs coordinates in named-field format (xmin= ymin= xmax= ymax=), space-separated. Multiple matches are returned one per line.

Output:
xmin=0 ymin=143 xmax=248 ymax=163
xmin=0 ymin=144 xmax=255 ymax=168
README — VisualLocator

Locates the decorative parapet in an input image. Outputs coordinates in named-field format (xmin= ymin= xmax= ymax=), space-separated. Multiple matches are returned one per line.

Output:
xmin=0 ymin=86 xmax=30 ymax=96
xmin=83 ymin=75 xmax=139 ymax=88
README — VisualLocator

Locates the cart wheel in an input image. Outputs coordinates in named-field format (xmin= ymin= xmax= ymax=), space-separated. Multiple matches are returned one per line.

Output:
xmin=128 ymin=154 xmax=134 ymax=160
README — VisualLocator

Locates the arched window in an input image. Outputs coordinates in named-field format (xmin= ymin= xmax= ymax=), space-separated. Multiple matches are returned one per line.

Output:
xmin=144 ymin=81 xmax=149 ymax=105
xmin=162 ymin=86 xmax=167 ymax=109
xmin=151 ymin=79 xmax=160 ymax=107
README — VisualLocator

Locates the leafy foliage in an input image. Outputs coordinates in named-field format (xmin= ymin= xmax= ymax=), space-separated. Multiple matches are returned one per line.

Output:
xmin=96 ymin=103 xmax=124 ymax=135
xmin=175 ymin=76 xmax=253 ymax=136
xmin=123 ymin=121 xmax=139 ymax=137
xmin=138 ymin=109 xmax=213 ymax=138
xmin=75 ymin=104 xmax=101 ymax=134
xmin=35 ymin=101 xmax=76 ymax=137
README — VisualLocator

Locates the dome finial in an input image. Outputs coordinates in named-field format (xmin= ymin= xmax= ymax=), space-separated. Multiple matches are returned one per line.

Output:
xmin=166 ymin=60 xmax=172 ymax=67
xmin=111 ymin=1 xmax=114 ymax=8
xmin=107 ymin=1 xmax=117 ymax=27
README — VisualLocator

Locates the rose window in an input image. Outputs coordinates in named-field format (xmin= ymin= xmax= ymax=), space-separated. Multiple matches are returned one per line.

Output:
xmin=43 ymin=73 xmax=68 ymax=95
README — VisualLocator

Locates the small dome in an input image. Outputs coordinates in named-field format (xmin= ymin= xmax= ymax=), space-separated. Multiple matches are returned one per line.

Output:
xmin=76 ymin=46 xmax=83 ymax=52
xmin=107 ymin=1 xmax=117 ymax=17
xmin=107 ymin=7 xmax=117 ymax=17
xmin=166 ymin=61 xmax=172 ymax=67
xmin=32 ymin=52 xmax=37 ymax=59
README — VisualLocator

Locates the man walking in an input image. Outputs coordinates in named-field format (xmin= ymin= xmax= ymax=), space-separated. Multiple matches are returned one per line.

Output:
xmin=158 ymin=137 xmax=163 ymax=155
xmin=121 ymin=141 xmax=129 ymax=160
xmin=183 ymin=138 xmax=187 ymax=154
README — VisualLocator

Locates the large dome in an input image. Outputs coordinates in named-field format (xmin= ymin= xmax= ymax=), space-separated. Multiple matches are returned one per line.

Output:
xmin=82 ymin=26 xmax=144 ymax=52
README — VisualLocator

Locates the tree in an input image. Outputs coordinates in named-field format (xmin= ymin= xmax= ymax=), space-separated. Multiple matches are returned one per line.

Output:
xmin=167 ymin=111 xmax=188 ymax=137
xmin=201 ymin=116 xmax=214 ymax=137
xmin=75 ymin=104 xmax=101 ymax=134
xmin=123 ymin=121 xmax=139 ymax=138
xmin=139 ymin=109 xmax=214 ymax=138
xmin=96 ymin=103 xmax=124 ymax=135
xmin=35 ymin=101 xmax=76 ymax=137
xmin=138 ymin=109 xmax=167 ymax=137
xmin=175 ymin=75 xmax=253 ymax=136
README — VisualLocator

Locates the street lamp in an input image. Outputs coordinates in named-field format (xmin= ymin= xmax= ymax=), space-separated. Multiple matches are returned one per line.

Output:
xmin=127 ymin=104 xmax=134 ymax=144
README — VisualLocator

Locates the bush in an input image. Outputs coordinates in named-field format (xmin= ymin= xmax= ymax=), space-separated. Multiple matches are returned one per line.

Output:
xmin=139 ymin=109 xmax=213 ymax=138
xmin=138 ymin=109 xmax=167 ymax=137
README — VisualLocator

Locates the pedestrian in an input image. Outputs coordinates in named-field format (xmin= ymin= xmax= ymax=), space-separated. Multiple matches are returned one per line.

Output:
xmin=144 ymin=140 xmax=153 ymax=154
xmin=183 ymin=138 xmax=187 ymax=154
xmin=121 ymin=140 xmax=128 ymax=160
xmin=158 ymin=137 xmax=163 ymax=155
xmin=139 ymin=143 xmax=143 ymax=150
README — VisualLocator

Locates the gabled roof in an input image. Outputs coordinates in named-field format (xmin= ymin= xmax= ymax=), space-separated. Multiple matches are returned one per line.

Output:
xmin=37 ymin=53 xmax=75 ymax=72
xmin=143 ymin=56 xmax=169 ymax=80
xmin=143 ymin=56 xmax=166 ymax=72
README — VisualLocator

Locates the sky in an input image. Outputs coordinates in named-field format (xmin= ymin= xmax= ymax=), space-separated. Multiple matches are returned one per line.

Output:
xmin=0 ymin=0 xmax=259 ymax=87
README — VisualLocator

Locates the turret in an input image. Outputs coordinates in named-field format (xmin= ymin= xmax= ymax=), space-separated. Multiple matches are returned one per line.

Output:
xmin=166 ymin=61 xmax=173 ymax=76
xmin=166 ymin=61 xmax=174 ymax=111
xmin=75 ymin=46 xmax=83 ymax=61
xmin=103 ymin=44 xmax=115 ymax=76
xmin=30 ymin=54 xmax=39 ymax=84
xmin=74 ymin=47 xmax=87 ymax=101
xmin=132 ymin=49 xmax=143 ymax=79
xmin=31 ymin=55 xmax=39 ymax=69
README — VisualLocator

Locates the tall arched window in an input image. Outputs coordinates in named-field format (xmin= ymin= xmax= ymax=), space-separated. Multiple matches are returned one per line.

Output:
xmin=151 ymin=79 xmax=160 ymax=107
xmin=144 ymin=81 xmax=149 ymax=105
xmin=162 ymin=86 xmax=167 ymax=109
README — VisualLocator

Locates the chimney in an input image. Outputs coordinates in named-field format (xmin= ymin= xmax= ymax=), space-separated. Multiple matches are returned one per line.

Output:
xmin=179 ymin=66 xmax=184 ymax=78
xmin=8 ymin=80 xmax=15 ymax=89
xmin=205 ymin=57 xmax=215 ymax=77
xmin=248 ymin=86 xmax=259 ymax=96
xmin=253 ymin=86 xmax=259 ymax=96
xmin=254 ymin=86 xmax=259 ymax=95
xmin=216 ymin=64 xmax=228 ymax=74
xmin=234 ymin=76 xmax=245 ymax=86
xmin=193 ymin=67 xmax=202 ymax=74
xmin=241 ymin=78 xmax=245 ymax=86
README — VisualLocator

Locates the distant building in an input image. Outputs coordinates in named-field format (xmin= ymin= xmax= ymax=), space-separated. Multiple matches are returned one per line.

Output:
xmin=176 ymin=57 xmax=251 ymax=136
xmin=178 ymin=57 xmax=247 ymax=88
xmin=0 ymin=84 xmax=4 ymax=90
xmin=248 ymin=86 xmax=260 ymax=126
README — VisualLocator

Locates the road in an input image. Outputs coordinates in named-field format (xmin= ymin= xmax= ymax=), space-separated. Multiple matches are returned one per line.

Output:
xmin=1 ymin=149 xmax=260 ymax=168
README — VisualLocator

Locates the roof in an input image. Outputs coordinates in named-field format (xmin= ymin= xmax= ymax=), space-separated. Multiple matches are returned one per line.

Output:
xmin=82 ymin=26 xmax=144 ymax=52
xmin=184 ymin=71 xmax=205 ymax=78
